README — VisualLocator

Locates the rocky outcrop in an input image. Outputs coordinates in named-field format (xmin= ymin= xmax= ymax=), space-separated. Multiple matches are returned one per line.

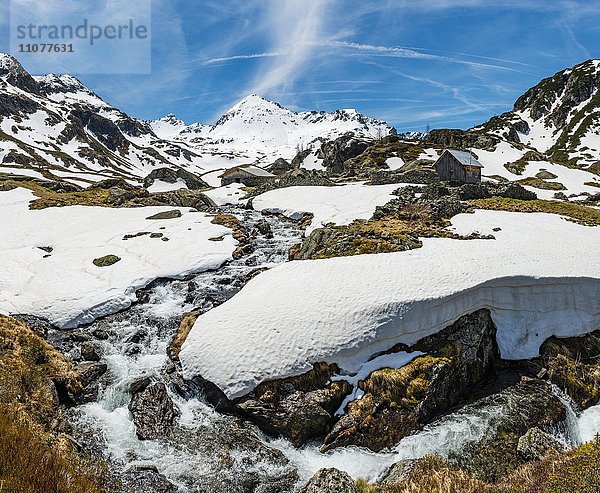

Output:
xmin=267 ymin=158 xmax=293 ymax=176
xmin=143 ymin=167 xmax=209 ymax=190
xmin=427 ymin=128 xmax=500 ymax=151
xmin=235 ymin=363 xmax=351 ymax=447
xmin=318 ymin=133 xmax=371 ymax=174
xmin=92 ymin=254 xmax=121 ymax=267
xmin=299 ymin=468 xmax=357 ymax=493
xmin=128 ymin=381 xmax=179 ymax=440
xmin=248 ymin=169 xmax=334 ymax=197
xmin=74 ymin=361 xmax=108 ymax=403
xmin=136 ymin=413 xmax=299 ymax=493
xmin=146 ymin=210 xmax=182 ymax=220
xmin=322 ymin=309 xmax=499 ymax=452
xmin=121 ymin=465 xmax=177 ymax=493
xmin=522 ymin=330 xmax=600 ymax=407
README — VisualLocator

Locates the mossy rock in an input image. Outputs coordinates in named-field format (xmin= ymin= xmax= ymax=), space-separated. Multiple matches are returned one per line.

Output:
xmin=145 ymin=209 xmax=182 ymax=220
xmin=93 ymin=254 xmax=121 ymax=267
xmin=517 ymin=177 xmax=566 ymax=190
xmin=536 ymin=170 xmax=558 ymax=180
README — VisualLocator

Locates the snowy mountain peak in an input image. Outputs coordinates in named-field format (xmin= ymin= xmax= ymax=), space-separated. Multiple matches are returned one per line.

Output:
xmin=226 ymin=93 xmax=284 ymax=113
xmin=479 ymin=58 xmax=600 ymax=167
xmin=35 ymin=73 xmax=92 ymax=95
xmin=0 ymin=53 xmax=31 ymax=76
xmin=0 ymin=53 xmax=39 ymax=93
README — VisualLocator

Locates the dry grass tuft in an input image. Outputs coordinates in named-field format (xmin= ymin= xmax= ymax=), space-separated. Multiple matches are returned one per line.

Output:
xmin=0 ymin=315 xmax=106 ymax=492
xmin=363 ymin=355 xmax=451 ymax=408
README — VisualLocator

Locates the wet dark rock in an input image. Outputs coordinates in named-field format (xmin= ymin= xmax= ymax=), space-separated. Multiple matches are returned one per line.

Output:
xmin=236 ymin=362 xmax=352 ymax=447
xmin=124 ymin=343 xmax=142 ymax=356
xmin=80 ymin=341 xmax=101 ymax=361
xmin=256 ymin=219 xmax=274 ymax=238
xmin=74 ymin=361 xmax=108 ymax=403
xmin=128 ymin=382 xmax=179 ymax=440
xmin=167 ymin=418 xmax=299 ymax=493
xmin=129 ymin=376 xmax=153 ymax=395
xmin=76 ymin=361 xmax=108 ymax=387
xmin=170 ymin=374 xmax=233 ymax=413
xmin=299 ymin=468 xmax=357 ymax=493
xmin=517 ymin=427 xmax=566 ymax=461
xmin=125 ymin=329 xmax=148 ymax=344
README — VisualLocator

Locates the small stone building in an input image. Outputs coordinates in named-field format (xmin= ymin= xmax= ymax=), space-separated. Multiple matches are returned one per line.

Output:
xmin=434 ymin=149 xmax=483 ymax=184
xmin=220 ymin=165 xmax=277 ymax=187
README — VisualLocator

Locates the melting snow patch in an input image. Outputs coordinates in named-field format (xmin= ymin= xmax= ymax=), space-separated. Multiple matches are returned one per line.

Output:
xmin=252 ymin=183 xmax=400 ymax=234
xmin=0 ymin=187 xmax=237 ymax=328
xmin=180 ymin=210 xmax=600 ymax=399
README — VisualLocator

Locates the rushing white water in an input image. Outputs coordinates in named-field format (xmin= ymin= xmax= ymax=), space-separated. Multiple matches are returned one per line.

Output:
xmin=272 ymin=403 xmax=505 ymax=482
xmin=576 ymin=404 xmax=600 ymax=443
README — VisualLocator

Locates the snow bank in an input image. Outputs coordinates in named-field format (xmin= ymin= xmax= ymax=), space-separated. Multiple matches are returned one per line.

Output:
xmin=0 ymin=188 xmax=237 ymax=328
xmin=147 ymin=178 xmax=188 ymax=193
xmin=180 ymin=210 xmax=600 ymax=399
xmin=252 ymin=183 xmax=399 ymax=234
xmin=203 ymin=183 xmax=247 ymax=206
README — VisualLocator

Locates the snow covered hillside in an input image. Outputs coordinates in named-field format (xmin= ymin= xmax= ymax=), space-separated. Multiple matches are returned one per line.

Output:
xmin=0 ymin=187 xmax=237 ymax=328
xmin=180 ymin=210 xmax=600 ymax=399
xmin=476 ymin=59 xmax=600 ymax=170
xmin=0 ymin=53 xmax=394 ymax=186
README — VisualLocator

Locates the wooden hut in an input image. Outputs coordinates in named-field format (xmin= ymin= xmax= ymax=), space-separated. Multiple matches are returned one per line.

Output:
xmin=434 ymin=150 xmax=483 ymax=184
xmin=220 ymin=165 xmax=277 ymax=187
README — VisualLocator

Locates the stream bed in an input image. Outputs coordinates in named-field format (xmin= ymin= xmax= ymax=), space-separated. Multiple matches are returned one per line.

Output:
xmin=45 ymin=206 xmax=600 ymax=492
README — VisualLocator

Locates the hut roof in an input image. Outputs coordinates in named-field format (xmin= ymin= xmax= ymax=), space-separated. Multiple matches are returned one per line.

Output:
xmin=443 ymin=150 xmax=484 ymax=168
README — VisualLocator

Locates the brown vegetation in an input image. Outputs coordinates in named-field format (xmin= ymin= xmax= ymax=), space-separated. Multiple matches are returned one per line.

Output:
xmin=0 ymin=315 xmax=106 ymax=492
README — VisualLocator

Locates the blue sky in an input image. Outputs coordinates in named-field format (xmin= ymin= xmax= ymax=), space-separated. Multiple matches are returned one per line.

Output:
xmin=1 ymin=0 xmax=599 ymax=131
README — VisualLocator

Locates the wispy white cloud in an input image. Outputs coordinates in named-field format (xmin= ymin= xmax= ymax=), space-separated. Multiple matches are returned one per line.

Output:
xmin=248 ymin=0 xmax=331 ymax=96
xmin=328 ymin=40 xmax=536 ymax=75
xmin=204 ymin=52 xmax=283 ymax=65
